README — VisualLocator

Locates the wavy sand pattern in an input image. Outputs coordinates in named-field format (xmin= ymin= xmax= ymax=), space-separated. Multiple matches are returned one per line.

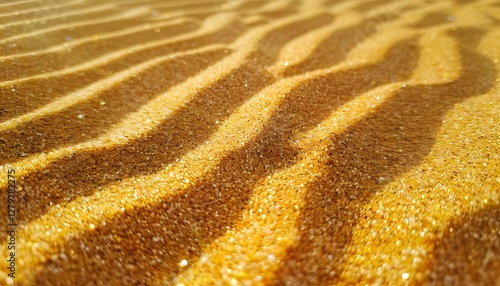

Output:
xmin=0 ymin=0 xmax=499 ymax=285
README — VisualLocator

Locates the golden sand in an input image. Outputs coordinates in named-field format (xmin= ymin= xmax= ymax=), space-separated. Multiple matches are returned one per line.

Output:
xmin=0 ymin=0 xmax=499 ymax=285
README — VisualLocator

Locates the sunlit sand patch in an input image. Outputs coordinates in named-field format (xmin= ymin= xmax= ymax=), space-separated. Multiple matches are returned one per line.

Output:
xmin=480 ymin=5 xmax=500 ymax=21
xmin=0 ymin=62 xmax=288 ymax=283
xmin=343 ymin=75 xmax=500 ymax=285
xmin=176 ymin=80 xmax=407 ymax=285
xmin=336 ymin=30 xmax=461 ymax=283
xmin=3 ymin=13 xmax=402 ymax=279
xmin=259 ymin=0 xmax=296 ymax=12
xmin=0 ymin=18 xmax=192 ymax=59
xmin=0 ymin=44 xmax=227 ymax=133
xmin=3 ymin=77 xmax=287 ymax=282
xmin=272 ymin=0 xmax=453 ymax=76
xmin=0 ymin=12 xmax=237 ymax=85
xmin=0 ymin=9 xmax=329 ymax=171
xmin=0 ymin=0 xmax=42 ymax=9
xmin=89 ymin=9 xmax=327 ymax=146
xmin=340 ymin=28 xmax=500 ymax=285
xmin=0 ymin=6 xmax=151 ymax=49
xmin=270 ymin=12 xmax=360 ymax=75
xmin=0 ymin=3 xmax=113 ymax=32
xmin=411 ymin=35 xmax=460 ymax=83
xmin=173 ymin=27 xmax=423 ymax=284
xmin=175 ymin=154 xmax=324 ymax=286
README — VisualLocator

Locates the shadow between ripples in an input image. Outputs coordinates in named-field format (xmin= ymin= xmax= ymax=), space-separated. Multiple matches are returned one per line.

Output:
xmin=425 ymin=205 xmax=500 ymax=285
xmin=11 ymin=13 xmax=332 ymax=231
xmin=0 ymin=49 xmax=229 ymax=165
xmin=31 ymin=37 xmax=418 ymax=285
xmin=272 ymin=29 xmax=496 ymax=285
xmin=0 ymin=19 xmax=248 ymax=121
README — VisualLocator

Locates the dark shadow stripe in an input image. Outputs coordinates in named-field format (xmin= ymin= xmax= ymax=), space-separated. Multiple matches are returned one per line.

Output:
xmin=10 ymin=13 xmax=332 ymax=229
xmin=271 ymin=29 xmax=496 ymax=285
xmin=424 ymin=205 xmax=500 ymax=285
xmin=0 ymin=48 xmax=230 ymax=165
xmin=0 ymin=20 xmax=200 ymax=78
xmin=411 ymin=12 xmax=454 ymax=28
xmin=0 ymin=20 xmax=248 ymax=121
xmin=353 ymin=0 xmax=387 ymax=13
xmin=283 ymin=9 xmax=400 ymax=76
xmin=30 ymin=37 xmax=418 ymax=285
xmin=2 ymin=1 xmax=247 ymax=53
xmin=236 ymin=0 xmax=269 ymax=11
xmin=0 ymin=12 xmax=155 ymax=55
xmin=0 ymin=7 xmax=117 ymax=41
